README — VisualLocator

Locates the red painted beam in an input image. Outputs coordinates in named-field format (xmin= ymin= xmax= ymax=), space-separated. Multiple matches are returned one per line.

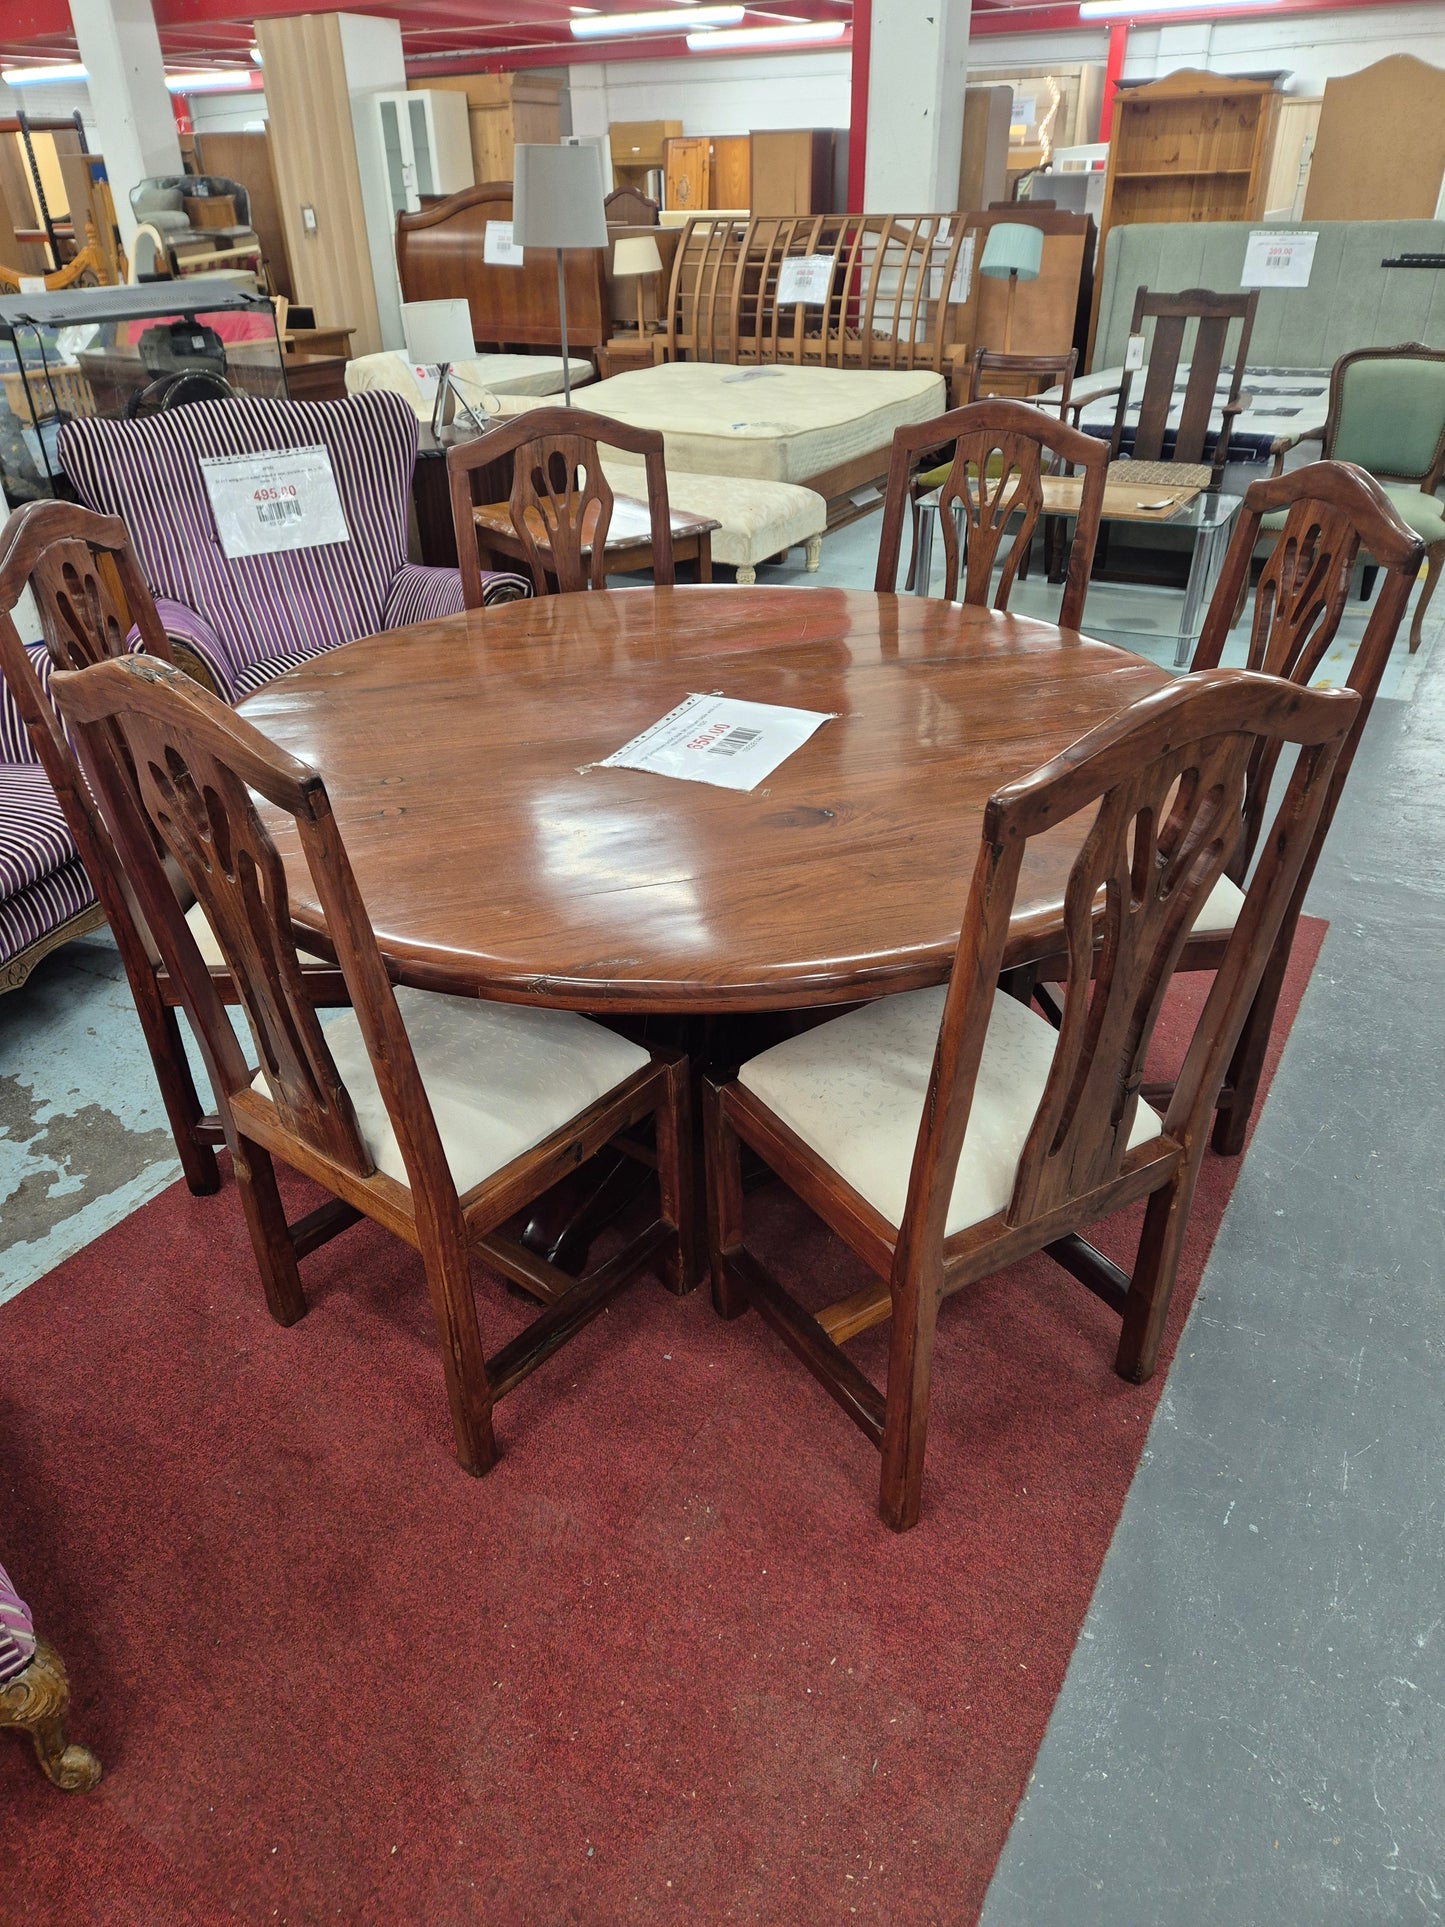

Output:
xmin=1098 ymin=20 xmax=1128 ymax=136
xmin=847 ymin=0 xmax=870 ymax=211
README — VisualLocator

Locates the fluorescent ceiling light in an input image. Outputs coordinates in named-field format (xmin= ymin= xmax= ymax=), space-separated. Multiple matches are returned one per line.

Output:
xmin=571 ymin=6 xmax=743 ymax=37
xmin=2 ymin=62 xmax=88 ymax=85
xmin=165 ymin=69 xmax=258 ymax=93
xmin=685 ymin=20 xmax=847 ymax=48
xmin=1079 ymin=0 xmax=1279 ymax=14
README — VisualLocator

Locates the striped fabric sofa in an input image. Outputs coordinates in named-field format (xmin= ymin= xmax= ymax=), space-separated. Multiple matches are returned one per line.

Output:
xmin=0 ymin=650 xmax=101 ymax=990
xmin=56 ymin=389 xmax=529 ymax=701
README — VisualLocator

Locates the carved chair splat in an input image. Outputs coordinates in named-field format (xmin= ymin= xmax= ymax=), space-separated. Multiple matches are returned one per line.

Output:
xmin=876 ymin=398 xmax=1108 ymax=629
xmin=53 ymin=654 xmax=694 ymax=1477
xmin=447 ymin=407 xmax=675 ymax=603
xmin=705 ymin=669 xmax=1358 ymax=1530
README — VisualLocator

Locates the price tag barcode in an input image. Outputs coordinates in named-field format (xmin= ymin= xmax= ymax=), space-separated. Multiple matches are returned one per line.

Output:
xmin=257 ymin=497 xmax=304 ymax=527
xmin=709 ymin=727 xmax=762 ymax=758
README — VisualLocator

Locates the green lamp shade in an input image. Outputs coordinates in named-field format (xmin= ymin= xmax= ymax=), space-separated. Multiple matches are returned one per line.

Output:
xmin=979 ymin=223 xmax=1043 ymax=282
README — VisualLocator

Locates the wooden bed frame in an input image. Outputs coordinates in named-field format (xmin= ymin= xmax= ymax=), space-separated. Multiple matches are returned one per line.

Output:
xmin=395 ymin=180 xmax=680 ymax=363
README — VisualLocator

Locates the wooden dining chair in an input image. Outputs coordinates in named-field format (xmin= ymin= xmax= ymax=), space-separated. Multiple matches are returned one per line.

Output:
xmin=447 ymin=407 xmax=676 ymax=605
xmin=53 ymin=654 xmax=693 ymax=1477
xmin=968 ymin=348 xmax=1076 ymax=417
xmin=1107 ymin=286 xmax=1258 ymax=490
xmin=1178 ymin=460 xmax=1424 ymax=1154
xmin=704 ymin=668 xmax=1358 ymax=1530
xmin=876 ymin=398 xmax=1108 ymax=629
xmin=0 ymin=500 xmax=349 ymax=1200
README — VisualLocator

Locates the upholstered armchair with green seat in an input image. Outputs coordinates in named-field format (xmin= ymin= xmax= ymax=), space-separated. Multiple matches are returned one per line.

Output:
xmin=1269 ymin=343 xmax=1445 ymax=652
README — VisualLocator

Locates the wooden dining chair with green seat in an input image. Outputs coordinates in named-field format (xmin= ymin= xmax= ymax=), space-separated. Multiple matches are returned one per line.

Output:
xmin=705 ymin=669 xmax=1358 ymax=1530
xmin=1266 ymin=343 xmax=1445 ymax=652
xmin=53 ymin=654 xmax=693 ymax=1477
xmin=876 ymin=398 xmax=1108 ymax=629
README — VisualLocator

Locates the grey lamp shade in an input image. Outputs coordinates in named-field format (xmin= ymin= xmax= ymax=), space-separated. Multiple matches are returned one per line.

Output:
xmin=979 ymin=222 xmax=1043 ymax=282
xmin=513 ymin=144 xmax=608 ymax=250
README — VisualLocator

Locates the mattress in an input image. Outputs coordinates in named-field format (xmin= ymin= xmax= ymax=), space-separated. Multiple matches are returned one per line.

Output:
xmin=571 ymin=361 xmax=946 ymax=485
xmin=345 ymin=350 xmax=594 ymax=420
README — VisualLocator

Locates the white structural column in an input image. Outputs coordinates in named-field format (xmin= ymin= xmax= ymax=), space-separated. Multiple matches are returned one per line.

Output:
xmin=862 ymin=0 xmax=972 ymax=211
xmin=68 ymin=0 xmax=182 ymax=245
xmin=336 ymin=14 xmax=408 ymax=350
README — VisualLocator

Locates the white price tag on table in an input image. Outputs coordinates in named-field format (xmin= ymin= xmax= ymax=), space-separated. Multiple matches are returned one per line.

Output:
xmin=1241 ymin=230 xmax=1318 ymax=289
xmin=775 ymin=253 xmax=834 ymax=306
xmin=484 ymin=220 xmax=524 ymax=267
xmin=18 ymin=274 xmax=47 ymax=293
xmin=600 ymin=692 xmax=835 ymax=793
xmin=199 ymin=445 xmax=350 ymax=560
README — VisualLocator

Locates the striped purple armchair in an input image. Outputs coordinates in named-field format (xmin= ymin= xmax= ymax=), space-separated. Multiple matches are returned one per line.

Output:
xmin=0 ymin=1555 xmax=101 ymax=1789
xmin=57 ymin=389 xmax=529 ymax=701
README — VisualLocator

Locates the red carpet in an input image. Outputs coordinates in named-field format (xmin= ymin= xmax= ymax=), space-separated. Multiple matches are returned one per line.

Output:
xmin=1 ymin=922 xmax=1325 ymax=1925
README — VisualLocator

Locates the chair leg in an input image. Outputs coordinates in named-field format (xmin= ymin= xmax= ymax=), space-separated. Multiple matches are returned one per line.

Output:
xmin=1411 ymin=541 xmax=1444 ymax=654
xmin=1 ymin=1637 xmax=101 ymax=1792
xmin=417 ymin=1215 xmax=498 ymax=1477
xmin=703 ymin=1080 xmax=750 ymax=1320
xmin=1210 ymin=917 xmax=1295 ymax=1158
xmin=230 ymin=1135 xmax=307 ymax=1326
xmin=654 ymin=1055 xmax=697 ymax=1294
xmin=904 ymin=489 xmax=923 ymax=593
xmin=878 ymin=1268 xmax=941 ymax=1532
xmin=136 ymin=983 xmax=221 ymax=1196
xmin=1115 ymin=1168 xmax=1197 ymax=1383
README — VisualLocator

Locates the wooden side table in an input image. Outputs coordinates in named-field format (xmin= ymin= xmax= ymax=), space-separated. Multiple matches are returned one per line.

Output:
xmin=597 ymin=333 xmax=662 ymax=380
xmin=472 ymin=494 xmax=719 ymax=584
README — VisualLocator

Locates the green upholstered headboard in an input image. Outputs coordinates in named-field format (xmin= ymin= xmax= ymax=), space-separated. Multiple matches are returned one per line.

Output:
xmin=1092 ymin=221 xmax=1445 ymax=372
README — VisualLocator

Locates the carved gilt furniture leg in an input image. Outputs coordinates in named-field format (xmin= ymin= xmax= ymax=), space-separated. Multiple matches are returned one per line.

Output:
xmin=805 ymin=534 xmax=823 ymax=572
xmin=735 ymin=565 xmax=756 ymax=586
xmin=1 ymin=1637 xmax=101 ymax=1792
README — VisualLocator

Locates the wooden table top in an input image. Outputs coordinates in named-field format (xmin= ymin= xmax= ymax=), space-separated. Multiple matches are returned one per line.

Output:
xmin=243 ymin=587 xmax=1169 ymax=1013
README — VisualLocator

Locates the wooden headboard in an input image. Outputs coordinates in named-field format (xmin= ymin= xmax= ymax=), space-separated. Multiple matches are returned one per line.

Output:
xmin=395 ymin=181 xmax=609 ymax=354
xmin=661 ymin=208 xmax=1097 ymax=376
xmin=662 ymin=213 xmax=974 ymax=373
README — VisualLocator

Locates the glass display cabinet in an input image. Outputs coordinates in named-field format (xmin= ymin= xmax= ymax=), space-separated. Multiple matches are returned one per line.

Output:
xmin=0 ymin=278 xmax=286 ymax=507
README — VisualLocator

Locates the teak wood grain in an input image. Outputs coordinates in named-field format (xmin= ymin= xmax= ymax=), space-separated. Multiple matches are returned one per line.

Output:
xmin=238 ymin=587 xmax=1172 ymax=1012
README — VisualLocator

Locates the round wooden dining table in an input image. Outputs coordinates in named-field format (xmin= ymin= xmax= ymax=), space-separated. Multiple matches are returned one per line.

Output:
xmin=242 ymin=586 xmax=1171 ymax=1014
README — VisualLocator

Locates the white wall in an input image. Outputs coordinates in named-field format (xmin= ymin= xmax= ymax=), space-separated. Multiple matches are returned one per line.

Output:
xmin=188 ymin=90 xmax=268 ymax=136
xmin=568 ymin=50 xmax=851 ymax=141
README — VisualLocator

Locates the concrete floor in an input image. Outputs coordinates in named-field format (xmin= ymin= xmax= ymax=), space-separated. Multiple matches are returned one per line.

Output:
xmin=1 ymin=514 xmax=1441 ymax=1916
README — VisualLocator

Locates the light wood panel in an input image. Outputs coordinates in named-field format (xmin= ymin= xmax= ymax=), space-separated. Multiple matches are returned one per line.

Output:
xmin=709 ymin=136 xmax=751 ymax=211
xmin=421 ymin=73 xmax=562 ymax=185
xmin=1303 ymin=55 xmax=1445 ymax=221
xmin=197 ymin=129 xmax=294 ymax=300
xmin=256 ymin=13 xmax=382 ymax=355
xmin=664 ymin=136 xmax=710 ymax=214
xmin=1262 ymin=96 xmax=1321 ymax=218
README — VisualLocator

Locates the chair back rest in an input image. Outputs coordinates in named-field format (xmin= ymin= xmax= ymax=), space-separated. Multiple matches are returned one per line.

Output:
xmin=0 ymin=503 xmax=177 ymax=965
xmin=51 ymin=656 xmax=448 ymax=1200
xmin=897 ymin=671 xmax=1358 ymax=1260
xmin=1115 ymin=286 xmax=1258 ymax=470
xmin=57 ymin=391 xmax=419 ymax=683
xmin=875 ymin=399 xmax=1108 ymax=629
xmin=447 ymin=407 xmax=674 ymax=601
xmin=969 ymin=349 xmax=1077 ymax=418
xmin=1325 ymin=343 xmax=1445 ymax=487
xmin=1191 ymin=460 xmax=1423 ymax=880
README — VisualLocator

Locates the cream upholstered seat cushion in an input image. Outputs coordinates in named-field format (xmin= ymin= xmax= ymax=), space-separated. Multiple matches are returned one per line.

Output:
xmin=1191 ymin=873 xmax=1245 ymax=938
xmin=184 ymin=900 xmax=328 ymax=968
xmin=249 ymin=985 xmax=649 ymax=1197
xmin=737 ymin=985 xmax=1163 ymax=1238
xmin=570 ymin=362 xmax=946 ymax=485
xmin=598 ymin=455 xmax=826 ymax=570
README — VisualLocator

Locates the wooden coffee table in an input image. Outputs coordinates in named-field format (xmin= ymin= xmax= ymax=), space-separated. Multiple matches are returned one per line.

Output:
xmin=244 ymin=587 xmax=1168 ymax=1014
xmin=471 ymin=494 xmax=719 ymax=585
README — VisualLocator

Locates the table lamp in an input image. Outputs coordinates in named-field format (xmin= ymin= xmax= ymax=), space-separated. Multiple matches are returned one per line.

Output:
xmin=979 ymin=222 xmax=1043 ymax=355
xmin=513 ymin=143 xmax=608 ymax=405
xmin=612 ymin=233 xmax=665 ymax=341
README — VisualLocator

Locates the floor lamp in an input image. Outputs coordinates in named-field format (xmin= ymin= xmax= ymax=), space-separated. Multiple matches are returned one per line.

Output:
xmin=513 ymin=143 xmax=608 ymax=406
xmin=979 ymin=222 xmax=1043 ymax=355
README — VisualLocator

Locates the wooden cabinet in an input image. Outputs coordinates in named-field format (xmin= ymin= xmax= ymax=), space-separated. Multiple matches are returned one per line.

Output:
xmin=420 ymin=74 xmax=563 ymax=186
xmin=1303 ymin=54 xmax=1445 ymax=221
xmin=664 ymin=136 xmax=710 ymax=214
xmin=749 ymin=129 xmax=841 ymax=216
xmin=610 ymin=121 xmax=681 ymax=200
xmin=1099 ymin=70 xmax=1279 ymax=242
xmin=375 ymin=89 xmax=473 ymax=216
xmin=709 ymin=136 xmax=751 ymax=210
